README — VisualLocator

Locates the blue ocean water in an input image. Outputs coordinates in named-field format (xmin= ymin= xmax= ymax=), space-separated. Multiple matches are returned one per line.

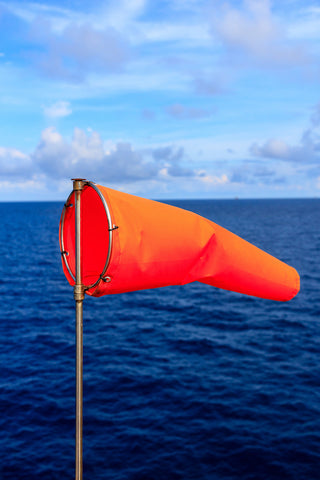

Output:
xmin=0 ymin=198 xmax=319 ymax=479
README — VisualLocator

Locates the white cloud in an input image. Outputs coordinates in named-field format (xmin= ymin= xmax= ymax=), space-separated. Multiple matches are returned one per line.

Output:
xmin=0 ymin=123 xmax=318 ymax=199
xmin=29 ymin=19 xmax=131 ymax=81
xmin=105 ymin=0 xmax=147 ymax=30
xmin=250 ymin=103 xmax=320 ymax=164
xmin=134 ymin=21 xmax=211 ymax=45
xmin=43 ymin=100 xmax=72 ymax=118
xmin=0 ymin=178 xmax=45 ymax=196
xmin=210 ymin=0 xmax=309 ymax=67
xmin=199 ymin=173 xmax=229 ymax=186
xmin=250 ymin=138 xmax=290 ymax=159
xmin=0 ymin=127 xmax=219 ymax=196
xmin=287 ymin=6 xmax=320 ymax=41
xmin=0 ymin=146 xmax=34 ymax=179
xmin=31 ymin=127 xmax=202 ymax=183
xmin=3 ymin=0 xmax=315 ymax=97
xmin=2 ymin=2 xmax=74 ymax=28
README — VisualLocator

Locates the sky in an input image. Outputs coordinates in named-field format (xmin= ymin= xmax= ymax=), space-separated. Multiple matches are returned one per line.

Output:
xmin=0 ymin=0 xmax=320 ymax=201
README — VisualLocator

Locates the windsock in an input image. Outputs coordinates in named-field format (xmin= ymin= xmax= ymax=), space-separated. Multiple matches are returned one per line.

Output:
xmin=60 ymin=182 xmax=300 ymax=301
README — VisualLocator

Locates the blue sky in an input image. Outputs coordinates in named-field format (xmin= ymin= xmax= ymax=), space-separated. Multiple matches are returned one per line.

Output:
xmin=0 ymin=0 xmax=319 ymax=200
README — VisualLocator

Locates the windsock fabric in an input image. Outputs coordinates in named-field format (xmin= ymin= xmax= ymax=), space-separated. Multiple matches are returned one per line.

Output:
xmin=60 ymin=183 xmax=300 ymax=301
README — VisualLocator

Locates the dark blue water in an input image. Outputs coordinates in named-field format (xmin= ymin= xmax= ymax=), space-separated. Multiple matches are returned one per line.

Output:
xmin=0 ymin=198 xmax=319 ymax=479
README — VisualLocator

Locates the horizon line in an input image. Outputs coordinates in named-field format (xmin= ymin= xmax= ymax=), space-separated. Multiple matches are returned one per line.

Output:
xmin=0 ymin=196 xmax=319 ymax=204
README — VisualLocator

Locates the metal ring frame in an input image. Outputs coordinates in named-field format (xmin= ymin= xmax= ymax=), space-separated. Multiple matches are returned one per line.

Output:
xmin=60 ymin=181 xmax=113 ymax=290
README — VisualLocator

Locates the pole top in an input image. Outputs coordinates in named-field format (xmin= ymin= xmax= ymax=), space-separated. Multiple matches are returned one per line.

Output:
xmin=72 ymin=178 xmax=87 ymax=191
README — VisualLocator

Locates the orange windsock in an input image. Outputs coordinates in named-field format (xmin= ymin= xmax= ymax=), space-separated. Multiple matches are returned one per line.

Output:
xmin=59 ymin=182 xmax=300 ymax=301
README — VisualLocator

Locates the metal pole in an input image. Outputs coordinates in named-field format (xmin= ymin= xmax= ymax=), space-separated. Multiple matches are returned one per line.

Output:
xmin=73 ymin=178 xmax=86 ymax=480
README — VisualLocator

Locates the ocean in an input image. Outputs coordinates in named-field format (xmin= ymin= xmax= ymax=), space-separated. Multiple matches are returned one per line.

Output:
xmin=0 ymin=198 xmax=319 ymax=479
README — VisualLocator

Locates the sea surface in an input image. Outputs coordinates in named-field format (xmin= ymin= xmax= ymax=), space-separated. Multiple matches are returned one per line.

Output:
xmin=0 ymin=198 xmax=319 ymax=479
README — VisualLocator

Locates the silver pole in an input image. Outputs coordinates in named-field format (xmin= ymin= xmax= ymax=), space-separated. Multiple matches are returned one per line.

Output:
xmin=73 ymin=178 xmax=86 ymax=480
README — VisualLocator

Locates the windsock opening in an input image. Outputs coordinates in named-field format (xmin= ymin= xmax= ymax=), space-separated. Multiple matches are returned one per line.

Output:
xmin=60 ymin=183 xmax=112 ymax=290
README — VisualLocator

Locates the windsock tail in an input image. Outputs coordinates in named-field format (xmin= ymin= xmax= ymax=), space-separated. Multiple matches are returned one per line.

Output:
xmin=196 ymin=222 xmax=300 ymax=301
xmin=59 ymin=182 xmax=300 ymax=301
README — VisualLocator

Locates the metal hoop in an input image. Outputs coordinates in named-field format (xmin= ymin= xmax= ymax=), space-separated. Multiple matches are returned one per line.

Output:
xmin=60 ymin=181 xmax=114 ymax=289
xmin=60 ymin=192 xmax=76 ymax=282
